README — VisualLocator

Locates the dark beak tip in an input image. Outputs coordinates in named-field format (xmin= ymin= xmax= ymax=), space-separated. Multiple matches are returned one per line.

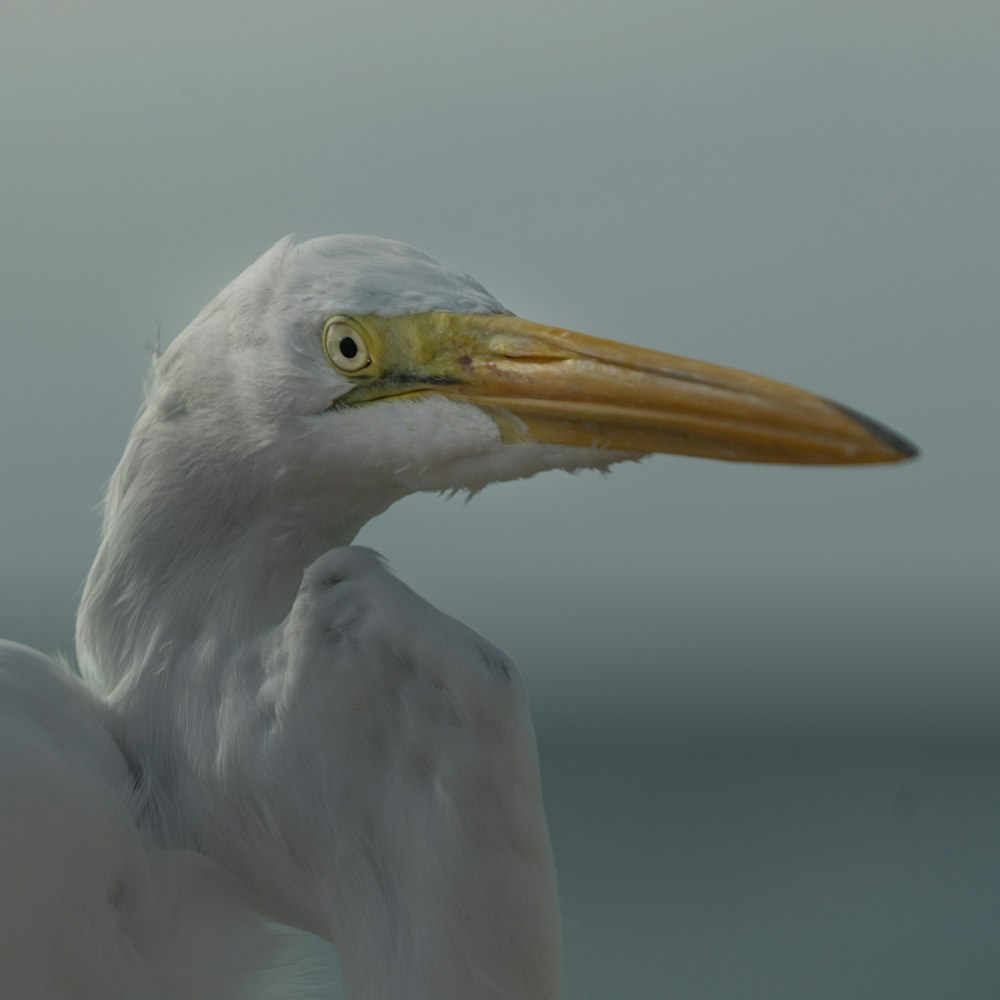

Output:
xmin=829 ymin=401 xmax=920 ymax=462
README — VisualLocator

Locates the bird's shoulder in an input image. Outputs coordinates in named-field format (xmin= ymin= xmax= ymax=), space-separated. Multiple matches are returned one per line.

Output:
xmin=276 ymin=546 xmax=528 ymax=734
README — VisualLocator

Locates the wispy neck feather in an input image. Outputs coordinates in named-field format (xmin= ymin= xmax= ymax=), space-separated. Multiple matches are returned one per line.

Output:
xmin=76 ymin=368 xmax=397 ymax=701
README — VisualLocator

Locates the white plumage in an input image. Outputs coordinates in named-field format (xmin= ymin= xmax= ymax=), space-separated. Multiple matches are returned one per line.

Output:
xmin=0 ymin=236 xmax=914 ymax=998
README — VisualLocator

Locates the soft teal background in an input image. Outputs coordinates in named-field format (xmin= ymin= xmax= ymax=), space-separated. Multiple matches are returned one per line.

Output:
xmin=1 ymin=2 xmax=998 ymax=996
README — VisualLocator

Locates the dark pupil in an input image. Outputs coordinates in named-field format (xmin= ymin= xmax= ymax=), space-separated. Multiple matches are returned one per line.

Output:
xmin=339 ymin=336 xmax=359 ymax=359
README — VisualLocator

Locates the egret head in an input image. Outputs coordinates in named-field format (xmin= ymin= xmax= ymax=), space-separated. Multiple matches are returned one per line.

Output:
xmin=81 ymin=232 xmax=917 ymax=710
xmin=149 ymin=234 xmax=915 ymax=526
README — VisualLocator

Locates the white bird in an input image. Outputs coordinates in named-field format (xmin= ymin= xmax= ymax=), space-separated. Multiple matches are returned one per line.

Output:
xmin=0 ymin=236 xmax=915 ymax=999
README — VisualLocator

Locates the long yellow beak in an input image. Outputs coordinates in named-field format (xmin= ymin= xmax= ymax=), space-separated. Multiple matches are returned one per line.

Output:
xmin=345 ymin=312 xmax=918 ymax=465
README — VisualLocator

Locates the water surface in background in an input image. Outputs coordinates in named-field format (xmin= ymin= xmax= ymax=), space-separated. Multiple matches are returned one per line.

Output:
xmin=544 ymin=722 xmax=1000 ymax=999
xmin=304 ymin=720 xmax=1000 ymax=998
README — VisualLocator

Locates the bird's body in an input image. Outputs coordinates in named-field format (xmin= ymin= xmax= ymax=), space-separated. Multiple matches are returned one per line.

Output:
xmin=1 ymin=236 xmax=914 ymax=998
xmin=1 ymin=547 xmax=555 ymax=998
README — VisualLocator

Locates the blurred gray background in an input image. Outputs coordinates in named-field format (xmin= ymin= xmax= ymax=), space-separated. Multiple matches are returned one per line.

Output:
xmin=1 ymin=1 xmax=997 ymax=996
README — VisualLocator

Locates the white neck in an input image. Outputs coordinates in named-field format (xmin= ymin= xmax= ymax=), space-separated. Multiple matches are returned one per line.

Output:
xmin=76 ymin=410 xmax=561 ymax=999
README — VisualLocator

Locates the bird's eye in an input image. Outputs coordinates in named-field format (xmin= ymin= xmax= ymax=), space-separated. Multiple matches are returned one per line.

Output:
xmin=323 ymin=318 xmax=372 ymax=373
